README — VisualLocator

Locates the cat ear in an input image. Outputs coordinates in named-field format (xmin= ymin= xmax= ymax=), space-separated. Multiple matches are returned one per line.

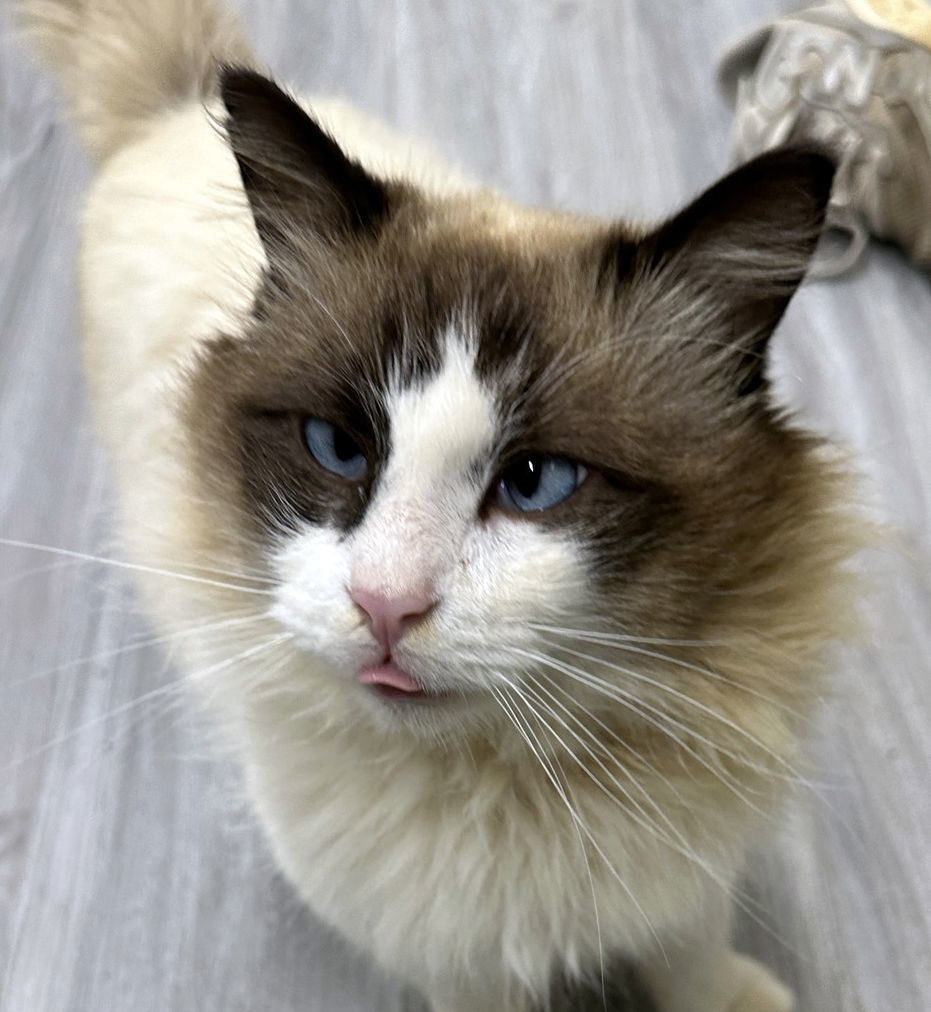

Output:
xmin=623 ymin=147 xmax=835 ymax=396
xmin=220 ymin=68 xmax=394 ymax=257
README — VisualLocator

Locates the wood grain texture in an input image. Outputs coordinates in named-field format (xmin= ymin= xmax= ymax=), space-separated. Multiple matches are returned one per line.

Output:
xmin=1 ymin=1 xmax=929 ymax=1010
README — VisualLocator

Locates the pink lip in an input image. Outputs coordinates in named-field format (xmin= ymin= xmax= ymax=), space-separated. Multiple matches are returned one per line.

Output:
xmin=358 ymin=661 xmax=424 ymax=695
xmin=360 ymin=659 xmax=439 ymax=700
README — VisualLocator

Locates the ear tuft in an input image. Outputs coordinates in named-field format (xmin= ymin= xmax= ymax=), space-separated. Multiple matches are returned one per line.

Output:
xmin=220 ymin=67 xmax=393 ymax=255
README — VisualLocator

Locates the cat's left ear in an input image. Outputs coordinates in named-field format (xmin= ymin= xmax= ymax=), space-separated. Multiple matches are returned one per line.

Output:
xmin=614 ymin=147 xmax=835 ymax=396
xmin=220 ymin=67 xmax=397 ymax=259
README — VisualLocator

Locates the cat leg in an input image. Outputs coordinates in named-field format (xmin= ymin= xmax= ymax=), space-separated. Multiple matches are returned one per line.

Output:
xmin=637 ymin=895 xmax=794 ymax=1012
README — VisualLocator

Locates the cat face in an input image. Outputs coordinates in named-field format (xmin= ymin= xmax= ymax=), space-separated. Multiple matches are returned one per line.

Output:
xmin=268 ymin=331 xmax=590 ymax=726
xmin=182 ymin=70 xmax=844 ymax=739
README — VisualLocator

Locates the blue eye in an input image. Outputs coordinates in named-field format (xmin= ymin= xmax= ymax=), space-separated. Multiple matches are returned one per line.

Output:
xmin=496 ymin=455 xmax=586 ymax=512
xmin=303 ymin=418 xmax=368 ymax=481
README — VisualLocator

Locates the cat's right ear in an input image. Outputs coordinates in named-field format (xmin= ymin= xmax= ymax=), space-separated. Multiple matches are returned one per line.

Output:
xmin=220 ymin=68 xmax=396 ymax=258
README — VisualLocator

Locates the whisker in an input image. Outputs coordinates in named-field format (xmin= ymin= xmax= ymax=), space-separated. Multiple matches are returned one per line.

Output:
xmin=0 ymin=538 xmax=276 ymax=596
xmin=493 ymin=682 xmax=667 ymax=959
xmin=2 ymin=633 xmax=291 ymax=773
xmin=528 ymin=621 xmax=720 ymax=649
xmin=505 ymin=646 xmax=770 ymax=817
xmin=489 ymin=683 xmax=609 ymax=1004
xmin=532 ymin=624 xmax=813 ymax=725
xmin=100 ymin=636 xmax=297 ymax=762
xmin=508 ymin=675 xmax=687 ymax=855
xmin=548 ymin=640 xmax=818 ymax=789
xmin=0 ymin=558 xmax=82 ymax=592
xmin=533 ymin=637 xmax=866 ymax=855
xmin=8 ymin=609 xmax=272 ymax=688
xmin=518 ymin=688 xmax=610 ymax=1012
xmin=123 ymin=553 xmax=277 ymax=585
xmin=517 ymin=672 xmax=779 ymax=925
xmin=503 ymin=668 xmax=804 ymax=960
xmin=530 ymin=667 xmax=691 ymax=806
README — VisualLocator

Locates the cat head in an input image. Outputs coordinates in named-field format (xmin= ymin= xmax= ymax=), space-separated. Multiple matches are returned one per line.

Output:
xmin=183 ymin=68 xmax=851 ymax=746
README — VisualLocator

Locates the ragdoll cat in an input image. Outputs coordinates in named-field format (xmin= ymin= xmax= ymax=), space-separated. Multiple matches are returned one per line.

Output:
xmin=18 ymin=0 xmax=861 ymax=1009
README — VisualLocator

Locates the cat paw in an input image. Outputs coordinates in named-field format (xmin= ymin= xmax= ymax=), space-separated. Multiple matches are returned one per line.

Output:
xmin=728 ymin=954 xmax=794 ymax=1012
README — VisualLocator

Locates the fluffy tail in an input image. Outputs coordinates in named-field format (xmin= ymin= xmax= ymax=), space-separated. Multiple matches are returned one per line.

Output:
xmin=15 ymin=0 xmax=255 ymax=161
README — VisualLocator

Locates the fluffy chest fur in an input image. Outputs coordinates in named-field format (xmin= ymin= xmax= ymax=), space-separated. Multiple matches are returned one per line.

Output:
xmin=242 ymin=690 xmax=754 ymax=992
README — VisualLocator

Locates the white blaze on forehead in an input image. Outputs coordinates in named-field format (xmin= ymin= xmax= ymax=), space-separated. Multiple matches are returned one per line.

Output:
xmin=351 ymin=327 xmax=498 ymax=596
xmin=386 ymin=328 xmax=496 ymax=490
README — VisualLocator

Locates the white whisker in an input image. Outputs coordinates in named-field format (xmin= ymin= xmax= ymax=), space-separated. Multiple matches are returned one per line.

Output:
xmin=3 ymin=633 xmax=291 ymax=773
xmin=505 ymin=646 xmax=770 ymax=817
xmin=490 ymin=683 xmax=608 ymax=1006
xmin=548 ymin=639 xmax=818 ymax=790
xmin=531 ymin=623 xmax=811 ymax=724
xmin=508 ymin=675 xmax=686 ymax=855
xmin=493 ymin=681 xmax=667 ymax=959
xmin=8 ymin=610 xmax=272 ymax=688
xmin=516 ymin=671 xmax=782 ymax=926
xmin=0 ymin=538 xmax=276 ymax=596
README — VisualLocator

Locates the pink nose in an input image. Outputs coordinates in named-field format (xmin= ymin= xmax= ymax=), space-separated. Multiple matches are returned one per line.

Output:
xmin=350 ymin=585 xmax=437 ymax=653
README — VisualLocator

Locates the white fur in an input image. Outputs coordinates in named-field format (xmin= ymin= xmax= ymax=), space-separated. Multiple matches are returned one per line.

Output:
xmin=352 ymin=330 xmax=496 ymax=597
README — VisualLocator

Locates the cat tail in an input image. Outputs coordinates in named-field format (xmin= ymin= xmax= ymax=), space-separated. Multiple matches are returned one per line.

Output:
xmin=14 ymin=0 xmax=256 ymax=161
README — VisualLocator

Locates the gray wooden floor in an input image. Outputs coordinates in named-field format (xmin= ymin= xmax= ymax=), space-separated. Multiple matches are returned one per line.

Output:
xmin=2 ymin=1 xmax=930 ymax=1010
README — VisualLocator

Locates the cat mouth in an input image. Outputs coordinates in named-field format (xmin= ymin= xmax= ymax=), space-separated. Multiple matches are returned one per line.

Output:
xmin=357 ymin=660 xmax=449 ymax=703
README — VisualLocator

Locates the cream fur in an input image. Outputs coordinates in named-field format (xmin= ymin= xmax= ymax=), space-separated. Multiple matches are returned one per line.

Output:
xmin=15 ymin=2 xmax=862 ymax=1009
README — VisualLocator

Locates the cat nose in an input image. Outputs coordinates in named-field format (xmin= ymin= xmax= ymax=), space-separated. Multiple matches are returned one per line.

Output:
xmin=350 ymin=585 xmax=437 ymax=652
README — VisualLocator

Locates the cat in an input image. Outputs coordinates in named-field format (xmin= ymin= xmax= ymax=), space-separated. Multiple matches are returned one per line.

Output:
xmin=16 ymin=1 xmax=862 ymax=1009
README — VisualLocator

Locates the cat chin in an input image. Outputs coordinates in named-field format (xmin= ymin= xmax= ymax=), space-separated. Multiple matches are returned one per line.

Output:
xmin=357 ymin=695 xmax=496 ymax=743
xmin=346 ymin=670 xmax=503 ymax=741
xmin=254 ymin=636 xmax=500 ymax=741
